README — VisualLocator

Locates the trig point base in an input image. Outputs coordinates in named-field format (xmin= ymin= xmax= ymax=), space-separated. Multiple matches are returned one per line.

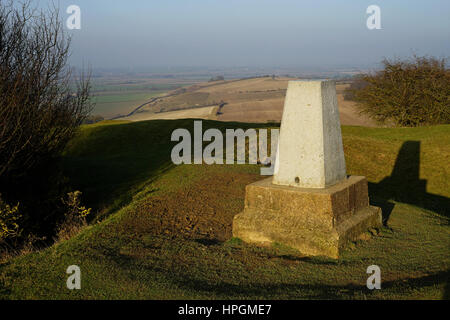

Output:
xmin=233 ymin=176 xmax=382 ymax=259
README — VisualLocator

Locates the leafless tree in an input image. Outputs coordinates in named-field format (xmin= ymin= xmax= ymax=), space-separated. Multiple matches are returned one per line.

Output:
xmin=0 ymin=0 xmax=92 ymax=179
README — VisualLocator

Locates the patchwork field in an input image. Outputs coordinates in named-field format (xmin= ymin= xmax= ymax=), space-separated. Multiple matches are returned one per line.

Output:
xmin=90 ymin=77 xmax=200 ymax=119
xmin=92 ymin=91 xmax=165 ymax=119
xmin=0 ymin=120 xmax=448 ymax=299
xmin=119 ymin=77 xmax=376 ymax=126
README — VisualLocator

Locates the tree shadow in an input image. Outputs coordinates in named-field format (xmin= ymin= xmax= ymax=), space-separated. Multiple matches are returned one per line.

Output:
xmin=368 ymin=141 xmax=449 ymax=225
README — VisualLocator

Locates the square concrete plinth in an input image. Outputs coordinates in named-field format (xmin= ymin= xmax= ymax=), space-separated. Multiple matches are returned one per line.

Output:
xmin=233 ymin=176 xmax=382 ymax=259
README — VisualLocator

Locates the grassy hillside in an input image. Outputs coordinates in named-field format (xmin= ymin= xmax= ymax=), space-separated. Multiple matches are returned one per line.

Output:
xmin=0 ymin=120 xmax=449 ymax=299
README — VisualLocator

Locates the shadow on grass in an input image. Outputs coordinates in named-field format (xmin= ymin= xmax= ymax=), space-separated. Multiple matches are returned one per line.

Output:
xmin=174 ymin=269 xmax=450 ymax=299
xmin=445 ymin=277 xmax=450 ymax=300
xmin=0 ymin=279 xmax=11 ymax=297
xmin=369 ymin=141 xmax=450 ymax=225
xmin=194 ymin=239 xmax=222 ymax=246
xmin=63 ymin=119 xmax=277 ymax=221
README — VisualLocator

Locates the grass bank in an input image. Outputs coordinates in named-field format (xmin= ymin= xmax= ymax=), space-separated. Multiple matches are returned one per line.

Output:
xmin=0 ymin=120 xmax=448 ymax=299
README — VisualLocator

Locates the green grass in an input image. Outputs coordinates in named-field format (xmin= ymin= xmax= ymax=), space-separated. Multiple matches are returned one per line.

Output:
xmin=89 ymin=78 xmax=199 ymax=117
xmin=0 ymin=120 xmax=449 ymax=299
xmin=90 ymin=91 xmax=165 ymax=118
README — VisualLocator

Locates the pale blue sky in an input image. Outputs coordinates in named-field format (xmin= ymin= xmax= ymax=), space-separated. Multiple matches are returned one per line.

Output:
xmin=47 ymin=0 xmax=450 ymax=69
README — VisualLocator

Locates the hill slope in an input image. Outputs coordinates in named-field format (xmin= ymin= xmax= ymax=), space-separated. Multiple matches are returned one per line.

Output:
xmin=0 ymin=120 xmax=448 ymax=299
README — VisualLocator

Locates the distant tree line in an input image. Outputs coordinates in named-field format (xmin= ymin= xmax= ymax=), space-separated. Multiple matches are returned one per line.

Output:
xmin=209 ymin=75 xmax=225 ymax=82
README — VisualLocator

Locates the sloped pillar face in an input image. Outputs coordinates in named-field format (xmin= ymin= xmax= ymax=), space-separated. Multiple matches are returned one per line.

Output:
xmin=273 ymin=80 xmax=347 ymax=188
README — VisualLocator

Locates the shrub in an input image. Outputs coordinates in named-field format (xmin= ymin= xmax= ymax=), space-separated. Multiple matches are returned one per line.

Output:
xmin=56 ymin=191 xmax=91 ymax=241
xmin=0 ymin=194 xmax=21 ymax=243
xmin=346 ymin=56 xmax=450 ymax=126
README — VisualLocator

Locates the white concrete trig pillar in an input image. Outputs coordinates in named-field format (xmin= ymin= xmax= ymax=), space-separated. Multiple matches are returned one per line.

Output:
xmin=273 ymin=80 xmax=347 ymax=188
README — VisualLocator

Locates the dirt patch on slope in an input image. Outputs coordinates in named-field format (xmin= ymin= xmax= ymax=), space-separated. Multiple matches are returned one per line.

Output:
xmin=126 ymin=171 xmax=261 ymax=242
